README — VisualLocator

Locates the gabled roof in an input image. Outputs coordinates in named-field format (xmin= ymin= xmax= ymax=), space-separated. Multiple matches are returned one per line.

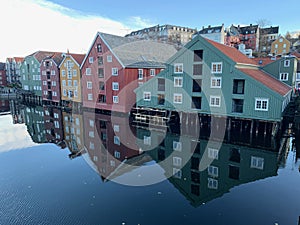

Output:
xmin=239 ymin=68 xmax=291 ymax=96
xmin=13 ymin=57 xmax=24 ymax=63
xmin=260 ymin=26 xmax=279 ymax=35
xmin=197 ymin=25 xmax=224 ymax=34
xmin=252 ymin=57 xmax=275 ymax=66
xmin=83 ymin=32 xmax=177 ymax=68
xmin=42 ymin=52 xmax=64 ymax=66
xmin=206 ymin=38 xmax=256 ymax=65
xmin=235 ymin=24 xmax=259 ymax=35
xmin=29 ymin=51 xmax=56 ymax=63
xmin=59 ymin=53 xmax=86 ymax=68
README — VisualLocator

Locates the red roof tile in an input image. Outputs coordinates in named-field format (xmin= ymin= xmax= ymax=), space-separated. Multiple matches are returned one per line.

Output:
xmin=206 ymin=38 xmax=256 ymax=65
xmin=239 ymin=68 xmax=291 ymax=96
xmin=252 ymin=57 xmax=275 ymax=66
xmin=70 ymin=53 xmax=85 ymax=65
xmin=13 ymin=57 xmax=24 ymax=63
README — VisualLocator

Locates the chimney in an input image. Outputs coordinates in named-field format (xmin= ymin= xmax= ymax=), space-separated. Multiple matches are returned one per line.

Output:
xmin=202 ymin=26 xmax=204 ymax=30
xmin=208 ymin=25 xmax=211 ymax=28
xmin=250 ymin=24 xmax=252 ymax=27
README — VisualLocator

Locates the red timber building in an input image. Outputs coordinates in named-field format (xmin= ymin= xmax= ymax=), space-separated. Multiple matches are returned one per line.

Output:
xmin=0 ymin=62 xmax=7 ymax=87
xmin=81 ymin=32 xmax=177 ymax=114
xmin=41 ymin=52 xmax=64 ymax=105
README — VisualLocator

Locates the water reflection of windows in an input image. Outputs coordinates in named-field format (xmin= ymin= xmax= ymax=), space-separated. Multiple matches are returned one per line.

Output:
xmin=208 ymin=148 xmax=219 ymax=160
xmin=114 ymin=151 xmax=121 ymax=158
xmin=99 ymin=120 xmax=106 ymax=129
xmin=173 ymin=168 xmax=182 ymax=179
xmin=89 ymin=119 xmax=94 ymax=127
xmin=229 ymin=148 xmax=240 ymax=163
xmin=144 ymin=136 xmax=151 ymax=145
xmin=93 ymin=156 xmax=98 ymax=162
xmin=114 ymin=136 xmax=120 ymax=145
xmin=173 ymin=156 xmax=182 ymax=167
xmin=110 ymin=160 xmax=115 ymax=167
xmin=113 ymin=125 xmax=119 ymax=132
xmin=208 ymin=165 xmax=219 ymax=178
xmin=89 ymin=142 xmax=95 ymax=150
xmin=173 ymin=141 xmax=182 ymax=151
xmin=89 ymin=131 xmax=95 ymax=138
xmin=208 ymin=178 xmax=218 ymax=189
xmin=250 ymin=156 xmax=264 ymax=170
xmin=101 ymin=132 xmax=107 ymax=141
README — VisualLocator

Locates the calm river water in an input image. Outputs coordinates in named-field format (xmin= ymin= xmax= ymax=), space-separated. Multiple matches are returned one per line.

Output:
xmin=1 ymin=100 xmax=300 ymax=225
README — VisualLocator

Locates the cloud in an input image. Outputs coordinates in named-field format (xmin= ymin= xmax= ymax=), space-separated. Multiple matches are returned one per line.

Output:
xmin=127 ymin=16 xmax=155 ymax=30
xmin=0 ymin=0 xmax=135 ymax=61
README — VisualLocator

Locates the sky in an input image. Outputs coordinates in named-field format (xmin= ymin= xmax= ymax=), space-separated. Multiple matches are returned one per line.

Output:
xmin=1 ymin=0 xmax=299 ymax=62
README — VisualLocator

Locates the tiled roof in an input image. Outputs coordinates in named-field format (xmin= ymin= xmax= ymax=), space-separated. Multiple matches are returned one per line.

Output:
xmin=239 ymin=68 xmax=291 ymax=96
xmin=291 ymin=51 xmax=300 ymax=58
xmin=206 ymin=38 xmax=256 ymax=65
xmin=236 ymin=25 xmax=259 ymax=35
xmin=13 ymin=57 xmax=24 ymax=63
xmin=100 ymin=32 xmax=177 ymax=68
xmin=69 ymin=53 xmax=85 ymax=65
xmin=197 ymin=25 xmax=223 ymax=34
xmin=33 ymin=51 xmax=56 ymax=63
xmin=260 ymin=26 xmax=279 ymax=35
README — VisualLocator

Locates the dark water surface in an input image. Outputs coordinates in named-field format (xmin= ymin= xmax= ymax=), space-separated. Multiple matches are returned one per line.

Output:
xmin=1 ymin=104 xmax=300 ymax=225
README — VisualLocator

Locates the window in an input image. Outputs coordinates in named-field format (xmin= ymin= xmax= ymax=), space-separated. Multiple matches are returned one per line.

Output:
xmin=114 ymin=151 xmax=121 ymax=159
xmin=51 ymin=70 xmax=55 ymax=75
xmin=113 ymin=96 xmax=119 ymax=103
xmin=275 ymin=44 xmax=278 ymax=49
xmin=193 ymin=64 xmax=203 ymax=75
xmin=194 ymin=50 xmax=203 ymax=62
xmin=208 ymin=165 xmax=219 ymax=177
xmin=192 ymin=97 xmax=201 ymax=109
xmin=233 ymin=79 xmax=245 ymax=94
xmin=114 ymin=136 xmax=120 ymax=145
xmin=174 ymin=63 xmax=183 ymax=73
xmin=174 ymin=77 xmax=183 ymax=87
xmin=157 ymin=94 xmax=165 ymax=105
xmin=89 ymin=57 xmax=94 ymax=64
xmin=89 ymin=142 xmax=95 ymax=150
xmin=88 ymin=93 xmax=93 ymax=100
xmin=173 ymin=141 xmax=182 ymax=151
xmin=280 ymin=73 xmax=288 ymax=81
xmin=63 ymin=89 xmax=67 ymax=96
xmin=98 ymin=94 xmax=106 ymax=103
xmin=87 ymin=81 xmax=92 ymax=89
xmin=112 ymin=82 xmax=119 ymax=90
xmin=144 ymin=136 xmax=151 ymax=145
xmin=229 ymin=165 xmax=240 ymax=180
xmin=211 ymin=62 xmax=222 ymax=73
xmin=143 ymin=92 xmax=151 ymax=101
xmin=107 ymin=55 xmax=112 ymax=62
xmin=86 ymin=68 xmax=91 ymax=75
xmin=255 ymin=98 xmax=268 ymax=111
xmin=62 ymin=80 xmax=66 ymax=87
xmin=173 ymin=93 xmax=182 ymax=104
xmin=210 ymin=96 xmax=221 ymax=107
xmin=208 ymin=178 xmax=218 ymax=189
xmin=173 ymin=157 xmax=182 ymax=167
xmin=211 ymin=77 xmax=222 ymax=88
xmin=158 ymin=78 xmax=165 ymax=91
xmin=284 ymin=60 xmax=290 ymax=67
xmin=138 ymin=69 xmax=143 ymax=80
xmin=89 ymin=119 xmax=94 ymax=127
xmin=68 ymin=80 xmax=72 ymax=86
xmin=232 ymin=99 xmax=244 ymax=113
xmin=229 ymin=148 xmax=240 ymax=163
xmin=89 ymin=131 xmax=95 ymax=138
xmin=114 ymin=125 xmax=120 ymax=132
xmin=99 ymin=81 xmax=105 ymax=90
xmin=251 ymin=156 xmax=264 ymax=170
xmin=192 ymin=79 xmax=202 ymax=92
xmin=98 ymin=68 xmax=104 ymax=78
xmin=61 ymin=70 xmax=66 ymax=77
xmin=97 ymin=44 xmax=102 ymax=52
xmin=73 ymin=80 xmax=78 ymax=87
xmin=73 ymin=69 xmax=77 ymax=77
xmin=98 ymin=56 xmax=103 ymax=65
xmin=112 ymin=68 xmax=118 ymax=76
xmin=150 ymin=69 xmax=156 ymax=76
xmin=208 ymin=148 xmax=219 ymax=160
xmin=173 ymin=168 xmax=182 ymax=179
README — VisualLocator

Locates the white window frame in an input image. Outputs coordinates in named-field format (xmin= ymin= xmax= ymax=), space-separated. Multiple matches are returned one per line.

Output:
xmin=138 ymin=69 xmax=143 ymax=80
xmin=174 ymin=77 xmax=183 ymax=87
xmin=114 ymin=151 xmax=121 ymax=158
xmin=86 ymin=68 xmax=91 ymax=75
xmin=279 ymin=73 xmax=289 ymax=81
xmin=87 ymin=81 xmax=92 ymax=89
xmin=107 ymin=55 xmax=112 ymax=62
xmin=87 ymin=93 xmax=93 ymax=101
xmin=150 ymin=69 xmax=156 ymax=76
xmin=208 ymin=178 xmax=218 ymax=189
xmin=284 ymin=60 xmax=290 ymax=67
xmin=113 ymin=96 xmax=119 ymax=103
xmin=62 ymin=80 xmax=66 ymax=87
xmin=250 ymin=156 xmax=264 ymax=170
xmin=114 ymin=125 xmax=120 ymax=132
xmin=61 ymin=70 xmax=66 ymax=77
xmin=173 ymin=141 xmax=182 ymax=151
xmin=173 ymin=168 xmax=182 ymax=179
xmin=114 ymin=136 xmax=120 ymax=145
xmin=112 ymin=68 xmax=118 ymax=76
xmin=255 ymin=98 xmax=269 ymax=111
xmin=211 ymin=77 xmax=222 ymax=88
xmin=210 ymin=96 xmax=221 ymax=107
xmin=143 ymin=92 xmax=151 ymax=101
xmin=73 ymin=69 xmax=77 ymax=77
xmin=112 ymin=82 xmax=119 ymax=91
xmin=89 ymin=57 xmax=94 ymax=64
xmin=174 ymin=63 xmax=183 ymax=74
xmin=173 ymin=156 xmax=182 ymax=167
xmin=144 ymin=136 xmax=151 ymax=145
xmin=211 ymin=62 xmax=222 ymax=74
xmin=173 ymin=93 xmax=182 ymax=104
xmin=208 ymin=148 xmax=219 ymax=160
xmin=208 ymin=165 xmax=219 ymax=177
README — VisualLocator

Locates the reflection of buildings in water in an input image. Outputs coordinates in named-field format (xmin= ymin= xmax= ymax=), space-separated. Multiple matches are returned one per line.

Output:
xmin=9 ymin=100 xmax=25 ymax=124
xmin=62 ymin=111 xmax=85 ymax=159
xmin=137 ymin=128 xmax=279 ymax=206
xmin=43 ymin=106 xmax=65 ymax=149
xmin=22 ymin=105 xmax=46 ymax=143
xmin=82 ymin=111 xmax=142 ymax=180
xmin=0 ymin=100 xmax=10 ymax=113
